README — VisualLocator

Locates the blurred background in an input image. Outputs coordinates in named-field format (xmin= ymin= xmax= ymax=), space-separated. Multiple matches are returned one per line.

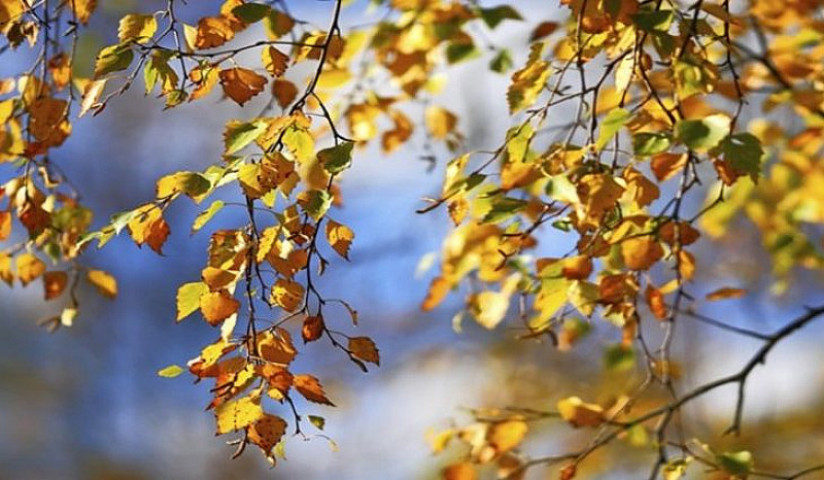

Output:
xmin=1 ymin=1 xmax=823 ymax=479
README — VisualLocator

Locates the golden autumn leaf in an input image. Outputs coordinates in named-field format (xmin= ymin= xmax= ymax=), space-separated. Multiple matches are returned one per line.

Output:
xmin=0 ymin=211 xmax=11 ymax=241
xmin=557 ymin=396 xmax=604 ymax=428
xmin=219 ymin=67 xmax=267 ymax=106
xmin=270 ymin=278 xmax=303 ymax=312
xmin=325 ymin=219 xmax=354 ymax=260
xmin=488 ymin=420 xmax=528 ymax=454
xmin=127 ymin=205 xmax=170 ymax=254
xmin=87 ymin=269 xmax=117 ymax=299
xmin=177 ymin=282 xmax=208 ymax=321
xmin=348 ymin=337 xmax=380 ymax=365
xmin=195 ymin=16 xmax=235 ymax=49
xmin=425 ymin=106 xmax=457 ymax=140
xmin=16 ymin=253 xmax=45 ymax=286
xmin=70 ymin=0 xmax=96 ymax=24
xmin=43 ymin=271 xmax=68 ymax=300
xmin=215 ymin=395 xmax=264 ymax=435
xmin=255 ymin=328 xmax=297 ymax=365
xmin=200 ymin=290 xmax=240 ymax=326
xmin=443 ymin=463 xmax=476 ymax=480
xmin=293 ymin=374 xmax=334 ymax=406
xmin=118 ymin=13 xmax=157 ymax=44
xmin=422 ymin=276 xmax=450 ymax=311
xmin=621 ymin=237 xmax=664 ymax=271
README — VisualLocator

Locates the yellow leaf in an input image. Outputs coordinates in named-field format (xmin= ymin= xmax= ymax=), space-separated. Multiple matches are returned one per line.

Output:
xmin=70 ymin=0 xmax=96 ymax=24
xmin=219 ymin=67 xmax=267 ymax=106
xmin=157 ymin=364 xmax=184 ymax=378
xmin=215 ymin=395 xmax=263 ymax=435
xmin=0 ymin=252 xmax=12 ymax=285
xmin=79 ymin=79 xmax=106 ymax=117
xmin=43 ymin=271 xmax=68 ymax=300
xmin=293 ymin=374 xmax=334 ymax=405
xmin=16 ymin=253 xmax=45 ymax=286
xmin=118 ymin=13 xmax=157 ymax=44
xmin=621 ymin=237 xmax=664 ymax=271
xmin=425 ymin=106 xmax=457 ymax=140
xmin=470 ymin=290 xmax=510 ymax=329
xmin=325 ymin=219 xmax=354 ymax=260
xmin=706 ymin=287 xmax=746 ymax=301
xmin=348 ymin=337 xmax=380 ymax=365
xmin=87 ymin=269 xmax=117 ymax=299
xmin=177 ymin=282 xmax=208 ymax=321
xmin=200 ymin=290 xmax=240 ymax=326
xmin=488 ymin=420 xmax=528 ymax=454
xmin=507 ymin=43 xmax=550 ymax=114
xmin=557 ymin=396 xmax=604 ymax=428
xmin=270 ymin=278 xmax=304 ymax=312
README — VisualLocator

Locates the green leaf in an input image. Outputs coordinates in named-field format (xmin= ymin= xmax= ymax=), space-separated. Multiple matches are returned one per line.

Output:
xmin=480 ymin=5 xmax=523 ymax=29
xmin=716 ymin=451 xmax=754 ymax=476
xmin=446 ymin=42 xmax=480 ymax=64
xmin=489 ymin=48 xmax=513 ymax=73
xmin=719 ymin=133 xmax=764 ymax=181
xmin=482 ymin=196 xmax=527 ymax=223
xmin=596 ymin=108 xmax=631 ymax=151
xmin=675 ymin=114 xmax=730 ymax=151
xmin=232 ymin=3 xmax=271 ymax=23
xmin=632 ymin=9 xmax=674 ymax=33
xmin=224 ymin=120 xmax=267 ymax=155
xmin=633 ymin=132 xmax=672 ymax=157
xmin=94 ymin=43 xmax=134 ymax=78
xmin=318 ymin=142 xmax=354 ymax=175
xmin=157 ymin=364 xmax=185 ymax=378
xmin=604 ymin=343 xmax=635 ymax=372
xmin=302 ymin=190 xmax=332 ymax=221
xmin=308 ymin=415 xmax=326 ymax=430
xmin=192 ymin=200 xmax=225 ymax=234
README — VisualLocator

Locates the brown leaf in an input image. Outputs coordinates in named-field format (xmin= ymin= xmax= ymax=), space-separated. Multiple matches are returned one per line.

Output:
xmin=43 ymin=271 xmax=68 ymax=300
xmin=302 ymin=315 xmax=324 ymax=343
xmin=348 ymin=337 xmax=380 ymax=365
xmin=247 ymin=414 xmax=287 ymax=454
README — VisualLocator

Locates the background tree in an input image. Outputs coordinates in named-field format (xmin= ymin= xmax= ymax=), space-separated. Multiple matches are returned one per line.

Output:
xmin=1 ymin=0 xmax=824 ymax=478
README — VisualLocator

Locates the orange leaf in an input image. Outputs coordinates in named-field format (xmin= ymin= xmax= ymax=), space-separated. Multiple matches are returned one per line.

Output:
xmin=422 ymin=276 xmax=450 ymax=311
xmin=219 ymin=67 xmax=267 ymax=106
xmin=293 ymin=374 xmax=334 ymax=406
xmin=247 ymin=414 xmax=287 ymax=454
xmin=706 ymin=287 xmax=746 ymax=301
xmin=200 ymin=290 xmax=240 ymax=325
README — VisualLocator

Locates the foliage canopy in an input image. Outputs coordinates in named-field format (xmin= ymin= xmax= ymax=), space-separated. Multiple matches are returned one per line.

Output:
xmin=2 ymin=0 xmax=824 ymax=478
